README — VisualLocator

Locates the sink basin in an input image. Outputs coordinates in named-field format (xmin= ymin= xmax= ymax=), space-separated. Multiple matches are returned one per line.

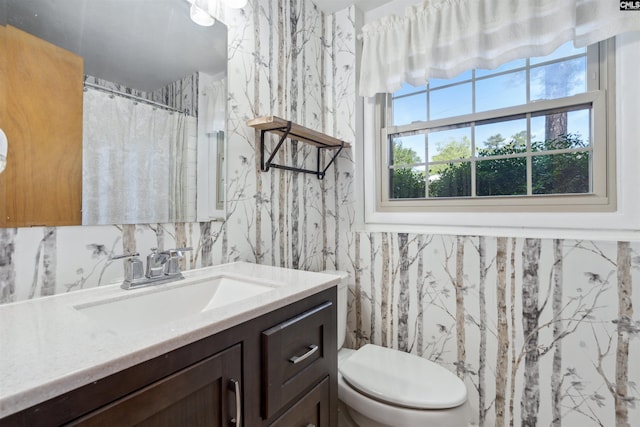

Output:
xmin=74 ymin=274 xmax=279 ymax=333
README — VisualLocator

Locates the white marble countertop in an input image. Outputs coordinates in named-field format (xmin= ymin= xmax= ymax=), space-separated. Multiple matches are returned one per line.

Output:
xmin=0 ymin=262 xmax=339 ymax=419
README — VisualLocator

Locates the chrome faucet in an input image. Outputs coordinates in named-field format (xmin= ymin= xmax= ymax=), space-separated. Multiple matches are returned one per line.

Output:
xmin=114 ymin=247 xmax=193 ymax=290
xmin=145 ymin=248 xmax=168 ymax=279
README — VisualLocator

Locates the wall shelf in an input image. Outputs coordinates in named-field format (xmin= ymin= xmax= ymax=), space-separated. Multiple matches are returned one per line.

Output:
xmin=247 ymin=116 xmax=351 ymax=179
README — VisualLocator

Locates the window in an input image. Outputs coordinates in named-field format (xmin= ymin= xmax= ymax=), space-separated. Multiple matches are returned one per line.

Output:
xmin=377 ymin=41 xmax=615 ymax=213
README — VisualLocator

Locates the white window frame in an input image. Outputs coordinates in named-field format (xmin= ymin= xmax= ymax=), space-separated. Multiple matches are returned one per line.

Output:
xmin=379 ymin=42 xmax=612 ymax=212
xmin=196 ymin=71 xmax=227 ymax=221
xmin=358 ymin=34 xmax=640 ymax=239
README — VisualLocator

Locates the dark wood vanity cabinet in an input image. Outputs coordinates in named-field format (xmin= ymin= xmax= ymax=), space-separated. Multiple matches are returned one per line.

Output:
xmin=2 ymin=287 xmax=337 ymax=427
xmin=73 ymin=344 xmax=243 ymax=427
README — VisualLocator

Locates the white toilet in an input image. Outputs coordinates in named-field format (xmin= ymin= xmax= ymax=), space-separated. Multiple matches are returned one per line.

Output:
xmin=325 ymin=270 xmax=471 ymax=427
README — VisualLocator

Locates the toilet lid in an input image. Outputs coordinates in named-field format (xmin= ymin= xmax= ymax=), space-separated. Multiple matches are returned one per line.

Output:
xmin=339 ymin=344 xmax=467 ymax=409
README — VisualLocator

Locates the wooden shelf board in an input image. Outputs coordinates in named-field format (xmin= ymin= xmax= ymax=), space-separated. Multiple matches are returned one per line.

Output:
xmin=247 ymin=116 xmax=351 ymax=149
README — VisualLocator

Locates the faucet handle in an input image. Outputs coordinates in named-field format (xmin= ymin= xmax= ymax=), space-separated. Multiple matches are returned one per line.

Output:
xmin=161 ymin=247 xmax=193 ymax=258
xmin=110 ymin=252 xmax=140 ymax=260
xmin=162 ymin=247 xmax=192 ymax=276
xmin=110 ymin=252 xmax=144 ymax=283
xmin=172 ymin=247 xmax=193 ymax=256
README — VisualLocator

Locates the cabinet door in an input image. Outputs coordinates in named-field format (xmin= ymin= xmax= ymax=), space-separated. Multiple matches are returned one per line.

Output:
xmin=268 ymin=377 xmax=329 ymax=427
xmin=0 ymin=25 xmax=83 ymax=227
xmin=70 ymin=344 xmax=243 ymax=427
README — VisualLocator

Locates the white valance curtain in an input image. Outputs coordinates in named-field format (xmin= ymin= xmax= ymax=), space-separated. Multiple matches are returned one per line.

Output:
xmin=359 ymin=0 xmax=640 ymax=97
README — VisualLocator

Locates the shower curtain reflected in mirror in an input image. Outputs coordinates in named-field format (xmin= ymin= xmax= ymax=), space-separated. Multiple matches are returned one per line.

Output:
xmin=82 ymin=88 xmax=197 ymax=225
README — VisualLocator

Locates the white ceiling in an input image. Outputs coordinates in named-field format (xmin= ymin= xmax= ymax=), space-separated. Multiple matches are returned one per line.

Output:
xmin=4 ymin=0 xmax=227 ymax=92
xmin=314 ymin=0 xmax=394 ymax=14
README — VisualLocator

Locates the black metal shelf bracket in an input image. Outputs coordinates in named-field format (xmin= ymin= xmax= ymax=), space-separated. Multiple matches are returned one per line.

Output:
xmin=259 ymin=121 xmax=345 ymax=180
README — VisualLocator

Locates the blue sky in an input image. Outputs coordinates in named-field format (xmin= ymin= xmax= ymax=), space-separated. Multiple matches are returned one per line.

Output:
xmin=390 ymin=42 xmax=590 ymax=164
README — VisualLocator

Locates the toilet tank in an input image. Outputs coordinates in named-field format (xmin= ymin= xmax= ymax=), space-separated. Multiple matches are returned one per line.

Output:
xmin=322 ymin=270 xmax=348 ymax=350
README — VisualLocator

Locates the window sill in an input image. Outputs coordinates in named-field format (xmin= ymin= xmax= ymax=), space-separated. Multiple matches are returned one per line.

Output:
xmin=377 ymin=194 xmax=613 ymax=212
xmin=360 ymin=209 xmax=640 ymax=241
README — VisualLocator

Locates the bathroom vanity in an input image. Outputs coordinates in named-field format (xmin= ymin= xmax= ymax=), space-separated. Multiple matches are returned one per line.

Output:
xmin=0 ymin=263 xmax=338 ymax=426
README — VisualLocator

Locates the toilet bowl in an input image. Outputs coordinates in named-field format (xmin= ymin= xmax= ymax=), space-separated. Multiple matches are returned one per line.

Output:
xmin=323 ymin=270 xmax=471 ymax=427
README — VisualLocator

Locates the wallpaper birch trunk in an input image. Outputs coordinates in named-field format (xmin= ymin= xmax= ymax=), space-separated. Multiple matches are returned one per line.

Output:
xmin=0 ymin=2 xmax=638 ymax=427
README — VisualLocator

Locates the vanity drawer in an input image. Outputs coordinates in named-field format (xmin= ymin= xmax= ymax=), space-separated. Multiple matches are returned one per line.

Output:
xmin=261 ymin=301 xmax=334 ymax=419
xmin=268 ymin=376 xmax=329 ymax=427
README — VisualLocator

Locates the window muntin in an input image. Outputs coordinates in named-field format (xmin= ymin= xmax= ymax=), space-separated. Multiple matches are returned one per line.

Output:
xmin=390 ymin=42 xmax=588 ymax=126
xmin=380 ymin=41 xmax=610 ymax=211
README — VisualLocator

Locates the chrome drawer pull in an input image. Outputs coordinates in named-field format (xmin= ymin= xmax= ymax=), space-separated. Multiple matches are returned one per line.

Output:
xmin=229 ymin=378 xmax=241 ymax=425
xmin=289 ymin=344 xmax=319 ymax=364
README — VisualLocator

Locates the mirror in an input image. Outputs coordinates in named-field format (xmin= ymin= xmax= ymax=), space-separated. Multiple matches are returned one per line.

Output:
xmin=0 ymin=0 xmax=227 ymax=226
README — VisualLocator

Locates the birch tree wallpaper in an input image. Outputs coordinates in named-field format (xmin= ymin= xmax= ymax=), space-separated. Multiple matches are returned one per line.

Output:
xmin=346 ymin=234 xmax=640 ymax=427
xmin=0 ymin=2 xmax=638 ymax=427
